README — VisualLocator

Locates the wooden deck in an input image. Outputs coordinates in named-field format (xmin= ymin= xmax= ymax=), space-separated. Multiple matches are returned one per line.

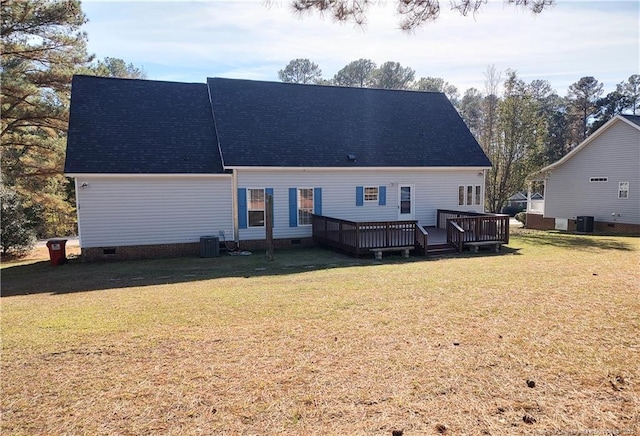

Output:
xmin=311 ymin=210 xmax=508 ymax=258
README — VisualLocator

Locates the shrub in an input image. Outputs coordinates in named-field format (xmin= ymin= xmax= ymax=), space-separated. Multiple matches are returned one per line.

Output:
xmin=515 ymin=212 xmax=527 ymax=225
xmin=501 ymin=205 xmax=525 ymax=217
xmin=1 ymin=185 xmax=37 ymax=258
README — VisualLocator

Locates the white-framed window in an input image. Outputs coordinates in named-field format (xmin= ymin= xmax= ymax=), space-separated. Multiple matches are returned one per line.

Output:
xmin=618 ymin=182 xmax=629 ymax=199
xmin=298 ymin=188 xmax=313 ymax=226
xmin=590 ymin=177 xmax=608 ymax=182
xmin=364 ymin=186 xmax=379 ymax=202
xmin=247 ymin=188 xmax=265 ymax=227
xmin=459 ymin=185 xmax=482 ymax=206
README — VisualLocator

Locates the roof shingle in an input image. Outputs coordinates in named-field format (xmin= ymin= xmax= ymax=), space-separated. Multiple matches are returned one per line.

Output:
xmin=208 ymin=78 xmax=491 ymax=168
xmin=65 ymin=75 xmax=223 ymax=174
xmin=64 ymin=76 xmax=491 ymax=174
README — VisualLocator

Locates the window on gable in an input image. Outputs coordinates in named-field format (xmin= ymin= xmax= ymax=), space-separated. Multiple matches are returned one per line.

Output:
xmin=247 ymin=188 xmax=265 ymax=227
xmin=590 ymin=177 xmax=608 ymax=182
xmin=298 ymin=188 xmax=313 ymax=226
xmin=364 ymin=187 xmax=379 ymax=202
xmin=618 ymin=182 xmax=629 ymax=199
xmin=459 ymin=185 xmax=481 ymax=206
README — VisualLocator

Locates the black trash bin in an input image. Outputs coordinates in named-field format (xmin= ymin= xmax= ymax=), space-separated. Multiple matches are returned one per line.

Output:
xmin=576 ymin=216 xmax=594 ymax=233
xmin=200 ymin=236 xmax=220 ymax=257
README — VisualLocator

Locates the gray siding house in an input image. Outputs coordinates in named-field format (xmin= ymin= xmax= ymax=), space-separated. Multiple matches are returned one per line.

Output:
xmin=65 ymin=75 xmax=496 ymax=260
xmin=526 ymin=114 xmax=640 ymax=233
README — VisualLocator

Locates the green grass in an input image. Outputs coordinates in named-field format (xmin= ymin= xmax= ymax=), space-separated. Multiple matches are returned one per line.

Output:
xmin=2 ymin=229 xmax=639 ymax=435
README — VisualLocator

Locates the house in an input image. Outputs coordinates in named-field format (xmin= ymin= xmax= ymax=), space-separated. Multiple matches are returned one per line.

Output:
xmin=526 ymin=114 xmax=640 ymax=233
xmin=65 ymin=75 xmax=502 ymax=260
xmin=503 ymin=191 xmax=543 ymax=216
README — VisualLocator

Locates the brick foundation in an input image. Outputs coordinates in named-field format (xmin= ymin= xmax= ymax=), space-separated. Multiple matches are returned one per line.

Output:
xmin=525 ymin=213 xmax=640 ymax=234
xmin=81 ymin=238 xmax=317 ymax=261
xmin=525 ymin=213 xmax=555 ymax=230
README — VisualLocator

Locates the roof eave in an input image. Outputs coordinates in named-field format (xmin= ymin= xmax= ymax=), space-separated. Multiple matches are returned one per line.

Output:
xmin=223 ymin=165 xmax=491 ymax=172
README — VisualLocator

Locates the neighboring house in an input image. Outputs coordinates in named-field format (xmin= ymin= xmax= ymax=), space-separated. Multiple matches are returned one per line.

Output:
xmin=65 ymin=75 xmax=493 ymax=260
xmin=526 ymin=114 xmax=640 ymax=233
xmin=503 ymin=191 xmax=543 ymax=216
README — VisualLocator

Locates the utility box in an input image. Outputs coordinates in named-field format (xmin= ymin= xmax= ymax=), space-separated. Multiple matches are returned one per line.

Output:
xmin=46 ymin=239 xmax=68 ymax=266
xmin=200 ymin=236 xmax=220 ymax=257
xmin=576 ymin=216 xmax=594 ymax=233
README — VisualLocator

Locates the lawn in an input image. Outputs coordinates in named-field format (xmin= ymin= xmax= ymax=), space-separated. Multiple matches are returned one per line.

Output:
xmin=2 ymin=229 xmax=639 ymax=435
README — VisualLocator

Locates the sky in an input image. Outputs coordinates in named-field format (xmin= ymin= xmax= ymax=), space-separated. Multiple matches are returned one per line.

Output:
xmin=81 ymin=0 xmax=639 ymax=95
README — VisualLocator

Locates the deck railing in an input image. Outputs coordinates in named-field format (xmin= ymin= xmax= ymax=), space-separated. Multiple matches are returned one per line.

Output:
xmin=447 ymin=221 xmax=466 ymax=253
xmin=312 ymin=211 xmax=507 ymax=257
xmin=312 ymin=214 xmax=418 ymax=257
xmin=414 ymin=224 xmax=429 ymax=257
xmin=438 ymin=209 xmax=509 ymax=247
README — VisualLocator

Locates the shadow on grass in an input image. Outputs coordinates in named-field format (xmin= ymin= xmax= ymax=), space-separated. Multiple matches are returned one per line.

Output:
xmin=513 ymin=228 xmax=638 ymax=251
xmin=1 ymin=245 xmax=519 ymax=297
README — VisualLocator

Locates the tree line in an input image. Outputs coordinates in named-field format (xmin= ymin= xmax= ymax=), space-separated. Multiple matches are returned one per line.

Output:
xmin=1 ymin=0 xmax=145 ymax=255
xmin=278 ymin=58 xmax=639 ymax=213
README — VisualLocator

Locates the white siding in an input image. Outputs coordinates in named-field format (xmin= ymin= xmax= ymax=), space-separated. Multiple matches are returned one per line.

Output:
xmin=545 ymin=121 xmax=640 ymax=224
xmin=237 ymin=169 xmax=486 ymax=240
xmin=76 ymin=176 xmax=233 ymax=248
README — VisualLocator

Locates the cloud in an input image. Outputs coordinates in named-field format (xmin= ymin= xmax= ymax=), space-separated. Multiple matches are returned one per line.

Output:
xmin=82 ymin=0 xmax=639 ymax=93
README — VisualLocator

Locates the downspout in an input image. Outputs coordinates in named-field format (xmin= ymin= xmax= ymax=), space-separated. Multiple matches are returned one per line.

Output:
xmin=232 ymin=169 xmax=239 ymax=244
xmin=482 ymin=169 xmax=487 ymax=213
xmin=74 ymin=177 xmax=83 ymax=249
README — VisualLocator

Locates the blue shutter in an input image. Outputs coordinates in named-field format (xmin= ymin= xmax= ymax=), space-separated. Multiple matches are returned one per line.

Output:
xmin=265 ymin=188 xmax=274 ymax=228
xmin=314 ymin=187 xmax=322 ymax=216
xmin=378 ymin=186 xmax=386 ymax=206
xmin=238 ymin=188 xmax=247 ymax=229
xmin=356 ymin=186 xmax=364 ymax=206
xmin=289 ymin=188 xmax=297 ymax=227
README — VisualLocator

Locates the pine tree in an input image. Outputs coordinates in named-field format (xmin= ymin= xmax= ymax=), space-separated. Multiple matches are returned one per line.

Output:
xmin=1 ymin=0 xmax=92 ymax=237
xmin=278 ymin=58 xmax=323 ymax=84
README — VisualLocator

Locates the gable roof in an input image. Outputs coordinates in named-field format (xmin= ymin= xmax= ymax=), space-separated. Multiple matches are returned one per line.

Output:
xmin=208 ymin=78 xmax=491 ymax=168
xmin=64 ymin=76 xmax=491 ymax=175
xmin=527 ymin=114 xmax=640 ymax=181
xmin=65 ymin=75 xmax=224 ymax=174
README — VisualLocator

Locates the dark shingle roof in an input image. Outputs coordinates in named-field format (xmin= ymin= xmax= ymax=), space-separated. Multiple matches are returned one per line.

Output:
xmin=208 ymin=78 xmax=491 ymax=168
xmin=621 ymin=114 xmax=640 ymax=127
xmin=65 ymin=75 xmax=223 ymax=174
xmin=65 ymin=76 xmax=492 ymax=174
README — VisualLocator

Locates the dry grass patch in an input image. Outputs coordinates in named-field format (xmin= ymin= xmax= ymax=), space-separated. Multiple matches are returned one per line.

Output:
xmin=2 ymin=230 xmax=639 ymax=435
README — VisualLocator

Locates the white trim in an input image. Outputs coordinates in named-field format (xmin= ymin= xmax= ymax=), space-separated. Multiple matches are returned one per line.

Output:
xmin=226 ymin=166 xmax=491 ymax=172
xmin=232 ymin=169 xmax=239 ymax=242
xmin=618 ymin=181 xmax=630 ymax=199
xmin=397 ymin=184 xmax=415 ymax=220
xmin=528 ymin=115 xmax=640 ymax=181
xmin=65 ymin=173 xmax=231 ymax=178
xmin=297 ymin=187 xmax=314 ymax=227
xmin=363 ymin=186 xmax=379 ymax=202
xmin=474 ymin=184 xmax=482 ymax=206
xmin=246 ymin=187 xmax=266 ymax=228
xmin=73 ymin=178 xmax=83 ymax=248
